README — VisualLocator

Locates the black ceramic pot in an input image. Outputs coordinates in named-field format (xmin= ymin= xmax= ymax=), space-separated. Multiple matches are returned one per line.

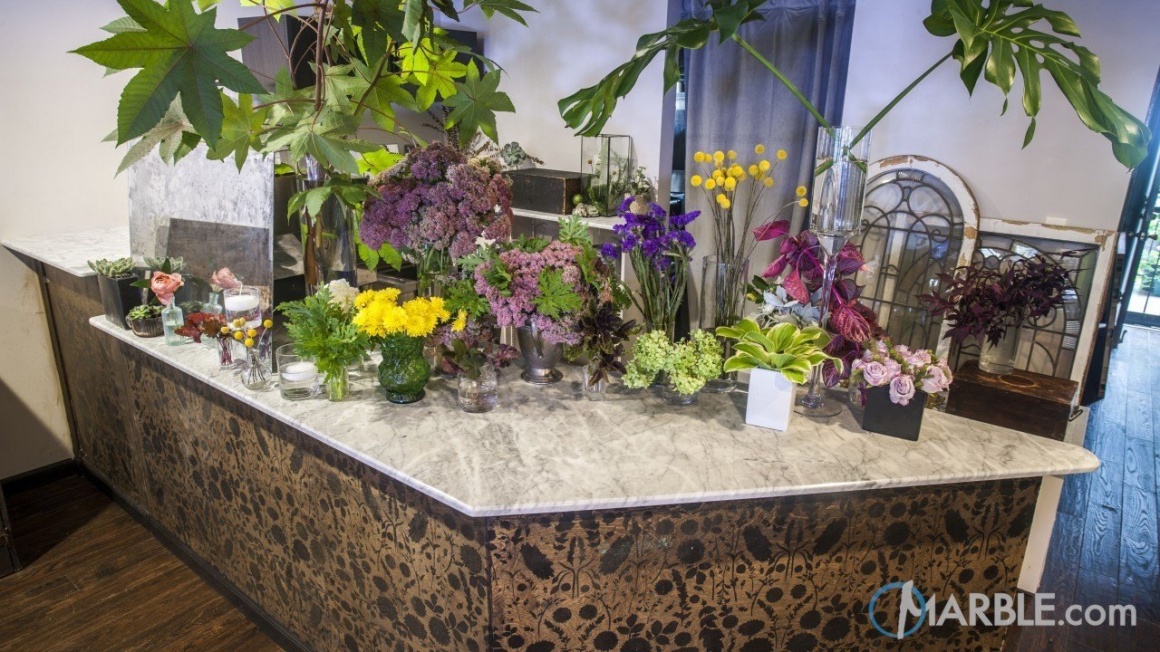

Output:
xmin=861 ymin=386 xmax=927 ymax=441
xmin=97 ymin=275 xmax=144 ymax=329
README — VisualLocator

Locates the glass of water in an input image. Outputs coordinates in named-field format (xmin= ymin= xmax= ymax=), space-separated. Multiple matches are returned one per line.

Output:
xmin=277 ymin=344 xmax=319 ymax=400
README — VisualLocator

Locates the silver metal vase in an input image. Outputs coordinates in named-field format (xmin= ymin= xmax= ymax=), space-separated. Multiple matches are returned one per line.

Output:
xmin=516 ymin=324 xmax=563 ymax=384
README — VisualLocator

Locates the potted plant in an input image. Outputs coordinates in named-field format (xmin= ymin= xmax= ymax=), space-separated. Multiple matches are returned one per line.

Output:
xmin=851 ymin=339 xmax=954 ymax=441
xmin=600 ymin=199 xmax=700 ymax=339
xmin=88 ymin=257 xmax=143 ymax=329
xmin=74 ymin=0 xmax=535 ymax=289
xmin=126 ymin=304 xmax=163 ymax=337
xmin=277 ymin=285 xmax=370 ymax=401
xmin=921 ymin=254 xmax=1074 ymax=375
xmin=575 ymin=302 xmax=638 ymax=400
xmin=352 ymin=288 xmax=454 ymax=404
xmin=716 ymin=318 xmax=838 ymax=431
xmin=623 ymin=330 xmax=724 ymax=406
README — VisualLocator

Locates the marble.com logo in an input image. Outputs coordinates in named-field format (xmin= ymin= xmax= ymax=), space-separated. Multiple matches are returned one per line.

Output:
xmin=869 ymin=580 xmax=1138 ymax=639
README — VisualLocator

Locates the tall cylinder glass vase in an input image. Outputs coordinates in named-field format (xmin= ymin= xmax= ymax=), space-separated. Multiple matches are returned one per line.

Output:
xmin=296 ymin=156 xmax=357 ymax=293
xmin=979 ymin=328 xmax=1021 ymax=375
xmin=699 ymin=255 xmax=749 ymax=393
xmin=799 ymin=126 xmax=872 ymax=419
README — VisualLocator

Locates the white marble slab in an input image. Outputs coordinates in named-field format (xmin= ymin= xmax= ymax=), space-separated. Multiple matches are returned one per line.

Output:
xmin=91 ymin=316 xmax=1099 ymax=518
xmin=3 ymin=226 xmax=130 ymax=277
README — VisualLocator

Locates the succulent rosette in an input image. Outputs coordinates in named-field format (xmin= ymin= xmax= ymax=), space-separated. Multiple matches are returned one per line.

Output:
xmin=851 ymin=338 xmax=953 ymax=406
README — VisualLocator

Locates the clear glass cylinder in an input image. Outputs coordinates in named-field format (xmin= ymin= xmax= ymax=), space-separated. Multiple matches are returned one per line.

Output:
xmin=700 ymin=255 xmax=750 ymax=393
xmin=583 ymin=361 xmax=608 ymax=401
xmin=223 ymin=286 xmax=262 ymax=328
xmin=241 ymin=346 xmax=271 ymax=391
xmin=811 ymin=126 xmax=872 ymax=237
xmin=458 ymin=365 xmax=498 ymax=413
xmin=326 ymin=368 xmax=350 ymax=402
xmin=296 ymin=156 xmax=357 ymax=291
xmin=979 ymin=328 xmax=1021 ymax=375
xmin=217 ymin=337 xmax=236 ymax=370
xmin=277 ymin=344 xmax=318 ymax=400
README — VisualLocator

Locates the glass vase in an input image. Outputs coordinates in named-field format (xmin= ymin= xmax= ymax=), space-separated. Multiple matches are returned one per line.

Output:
xmin=979 ymin=328 xmax=1021 ymax=375
xmin=378 ymin=335 xmax=431 ymax=404
xmin=700 ymin=255 xmax=749 ymax=393
xmin=297 ymin=155 xmax=358 ymax=291
xmin=458 ymin=365 xmax=498 ymax=413
xmin=516 ymin=324 xmax=563 ymax=384
xmin=663 ymin=385 xmax=699 ymax=406
xmin=326 ymin=368 xmax=351 ymax=401
xmin=240 ymin=347 xmax=270 ymax=391
xmin=800 ymin=125 xmax=872 ymax=419
xmin=582 ymin=361 xmax=608 ymax=401
xmin=217 ymin=337 xmax=236 ymax=370
xmin=161 ymin=302 xmax=184 ymax=346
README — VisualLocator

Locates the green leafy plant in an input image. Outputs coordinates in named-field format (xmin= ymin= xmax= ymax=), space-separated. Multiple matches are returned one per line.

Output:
xmin=623 ymin=329 xmax=724 ymax=396
xmin=73 ymin=0 xmax=535 ymax=220
xmin=277 ymin=286 xmax=370 ymax=383
xmin=87 ymin=257 xmax=136 ymax=279
xmin=715 ymin=318 xmax=837 ymax=384
xmin=558 ymin=0 xmax=1149 ymax=168
xmin=127 ymin=304 xmax=163 ymax=320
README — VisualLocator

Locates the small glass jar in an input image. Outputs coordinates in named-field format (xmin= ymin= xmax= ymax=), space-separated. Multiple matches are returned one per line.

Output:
xmin=582 ymin=362 xmax=608 ymax=401
xmin=223 ymin=286 xmax=262 ymax=328
xmin=277 ymin=344 xmax=318 ymax=400
xmin=457 ymin=365 xmax=498 ymax=413
xmin=161 ymin=302 xmax=184 ymax=346
xmin=325 ymin=368 xmax=350 ymax=402
xmin=241 ymin=346 xmax=271 ymax=391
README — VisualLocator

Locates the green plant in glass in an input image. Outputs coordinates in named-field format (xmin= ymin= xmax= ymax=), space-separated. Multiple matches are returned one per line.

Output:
xmin=73 ymin=0 xmax=536 ymax=272
xmin=277 ymin=286 xmax=370 ymax=399
xmin=715 ymin=318 xmax=837 ymax=383
xmin=559 ymin=0 xmax=1149 ymax=169
xmin=623 ymin=329 xmax=724 ymax=397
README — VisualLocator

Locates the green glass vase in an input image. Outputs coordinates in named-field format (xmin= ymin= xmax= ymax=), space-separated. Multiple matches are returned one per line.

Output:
xmin=378 ymin=335 xmax=430 ymax=404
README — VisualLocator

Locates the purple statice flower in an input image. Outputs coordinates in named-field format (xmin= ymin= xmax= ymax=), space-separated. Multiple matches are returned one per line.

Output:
xmin=474 ymin=240 xmax=587 ymax=345
xmin=359 ymin=142 xmax=513 ymax=259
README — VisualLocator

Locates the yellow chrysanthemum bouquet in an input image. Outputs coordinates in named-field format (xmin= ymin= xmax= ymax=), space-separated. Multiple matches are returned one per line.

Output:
xmin=353 ymin=288 xmax=456 ymax=404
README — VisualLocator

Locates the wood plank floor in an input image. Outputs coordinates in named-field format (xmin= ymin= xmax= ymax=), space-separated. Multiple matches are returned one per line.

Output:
xmin=0 ymin=473 xmax=283 ymax=652
xmin=1006 ymin=325 xmax=1160 ymax=651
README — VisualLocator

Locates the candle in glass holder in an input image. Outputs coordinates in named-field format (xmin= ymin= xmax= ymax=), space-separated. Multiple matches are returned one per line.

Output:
xmin=277 ymin=344 xmax=319 ymax=400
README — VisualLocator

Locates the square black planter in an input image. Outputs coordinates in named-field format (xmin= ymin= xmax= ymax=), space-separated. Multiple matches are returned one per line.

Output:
xmin=97 ymin=275 xmax=145 ymax=329
xmin=861 ymin=386 xmax=927 ymax=441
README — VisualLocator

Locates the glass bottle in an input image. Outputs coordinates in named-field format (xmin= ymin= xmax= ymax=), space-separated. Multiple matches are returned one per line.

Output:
xmin=162 ymin=302 xmax=184 ymax=346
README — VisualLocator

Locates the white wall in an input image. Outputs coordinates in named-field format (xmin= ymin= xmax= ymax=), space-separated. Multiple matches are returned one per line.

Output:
xmin=451 ymin=1 xmax=671 ymax=182
xmin=0 ymin=0 xmax=262 ymax=480
xmin=844 ymin=0 xmax=1160 ymax=230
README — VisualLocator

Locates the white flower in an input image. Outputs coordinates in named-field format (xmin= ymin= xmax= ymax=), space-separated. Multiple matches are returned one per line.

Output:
xmin=475 ymin=235 xmax=497 ymax=248
xmin=326 ymin=279 xmax=358 ymax=311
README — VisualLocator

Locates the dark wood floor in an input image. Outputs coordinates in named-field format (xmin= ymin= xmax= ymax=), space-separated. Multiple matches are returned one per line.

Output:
xmin=1005 ymin=325 xmax=1160 ymax=651
xmin=0 ymin=473 xmax=282 ymax=652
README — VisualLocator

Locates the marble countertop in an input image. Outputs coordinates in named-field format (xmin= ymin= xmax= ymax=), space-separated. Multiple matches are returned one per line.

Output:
xmin=3 ymin=226 xmax=131 ymax=277
xmin=91 ymin=317 xmax=1099 ymax=518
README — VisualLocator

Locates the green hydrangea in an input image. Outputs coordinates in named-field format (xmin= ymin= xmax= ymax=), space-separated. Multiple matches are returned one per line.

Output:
xmin=623 ymin=329 xmax=724 ymax=396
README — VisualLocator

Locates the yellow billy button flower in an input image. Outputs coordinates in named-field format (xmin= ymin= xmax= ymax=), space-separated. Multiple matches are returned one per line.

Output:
xmin=233 ymin=331 xmax=244 ymax=341
xmin=728 ymin=164 xmax=743 ymax=178
xmin=244 ymin=337 xmax=255 ymax=348
xmin=219 ymin=326 xmax=230 ymax=335
xmin=693 ymin=151 xmax=706 ymax=163
xmin=246 ymin=328 xmax=258 ymax=338
xmin=763 ymin=177 xmax=775 ymax=187
xmin=759 ymin=160 xmax=771 ymax=172
xmin=798 ymin=198 xmax=809 ymax=207
xmin=727 ymin=149 xmax=737 ymax=160
xmin=748 ymin=164 xmax=759 ymax=176
xmin=704 ymin=178 xmax=717 ymax=190
xmin=713 ymin=150 xmax=725 ymax=164
xmin=262 ymin=319 xmax=273 ymax=329
xmin=690 ymin=174 xmax=703 ymax=187
xmin=720 ymin=197 xmax=732 ymax=209
xmin=755 ymin=144 xmax=766 ymax=154
xmin=796 ymin=185 xmax=808 ymax=197
xmin=723 ymin=176 xmax=737 ymax=191
xmin=776 ymin=149 xmax=788 ymax=160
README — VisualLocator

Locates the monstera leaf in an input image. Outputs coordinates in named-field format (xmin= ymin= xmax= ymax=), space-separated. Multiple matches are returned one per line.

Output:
xmin=924 ymin=0 xmax=1149 ymax=167
xmin=72 ymin=0 xmax=264 ymax=146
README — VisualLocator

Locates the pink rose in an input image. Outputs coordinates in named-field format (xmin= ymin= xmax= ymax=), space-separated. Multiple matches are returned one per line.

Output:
xmin=211 ymin=267 xmax=242 ymax=290
xmin=920 ymin=365 xmax=950 ymax=394
xmin=860 ymin=360 xmax=893 ymax=387
xmin=150 ymin=271 xmax=184 ymax=306
xmin=889 ymin=374 xmax=917 ymax=406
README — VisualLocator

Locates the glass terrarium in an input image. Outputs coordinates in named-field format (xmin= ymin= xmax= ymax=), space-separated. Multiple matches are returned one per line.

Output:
xmin=580 ymin=134 xmax=636 ymax=216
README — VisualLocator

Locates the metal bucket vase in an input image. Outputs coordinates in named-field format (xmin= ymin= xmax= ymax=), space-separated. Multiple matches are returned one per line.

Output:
xmin=517 ymin=324 xmax=563 ymax=384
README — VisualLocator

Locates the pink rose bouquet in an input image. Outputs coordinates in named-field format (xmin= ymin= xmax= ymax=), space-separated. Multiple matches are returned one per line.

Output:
xmin=149 ymin=271 xmax=184 ymax=307
xmin=851 ymin=338 xmax=953 ymax=406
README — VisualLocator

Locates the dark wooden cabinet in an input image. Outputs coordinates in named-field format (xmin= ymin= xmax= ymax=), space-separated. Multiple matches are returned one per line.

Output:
xmin=0 ymin=485 xmax=18 ymax=577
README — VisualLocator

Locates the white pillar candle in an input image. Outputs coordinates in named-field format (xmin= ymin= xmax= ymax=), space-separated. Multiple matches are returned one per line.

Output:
xmin=224 ymin=294 xmax=260 ymax=312
xmin=280 ymin=361 xmax=318 ymax=382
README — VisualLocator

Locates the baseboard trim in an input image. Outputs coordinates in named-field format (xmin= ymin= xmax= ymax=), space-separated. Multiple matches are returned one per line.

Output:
xmin=79 ymin=462 xmax=310 ymax=652
xmin=2 ymin=459 xmax=80 ymax=495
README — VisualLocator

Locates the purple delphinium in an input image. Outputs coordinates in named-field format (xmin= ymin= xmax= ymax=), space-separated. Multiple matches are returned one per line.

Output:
xmin=359 ymin=141 xmax=513 ymax=262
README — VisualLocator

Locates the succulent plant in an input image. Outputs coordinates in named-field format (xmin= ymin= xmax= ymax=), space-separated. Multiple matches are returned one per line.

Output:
xmin=87 ymin=257 xmax=135 ymax=279
xmin=143 ymin=256 xmax=186 ymax=273
xmin=127 ymin=304 xmax=163 ymax=320
xmin=716 ymin=318 xmax=838 ymax=384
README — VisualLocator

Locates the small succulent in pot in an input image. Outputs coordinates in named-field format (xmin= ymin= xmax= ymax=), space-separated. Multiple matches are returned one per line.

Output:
xmin=87 ymin=257 xmax=135 ymax=279
xmin=127 ymin=304 xmax=162 ymax=321
xmin=126 ymin=304 xmax=164 ymax=337
xmin=90 ymin=257 xmax=145 ymax=328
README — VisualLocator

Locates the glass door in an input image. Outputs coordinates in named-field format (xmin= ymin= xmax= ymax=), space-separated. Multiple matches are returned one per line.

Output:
xmin=1125 ymin=208 xmax=1160 ymax=326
